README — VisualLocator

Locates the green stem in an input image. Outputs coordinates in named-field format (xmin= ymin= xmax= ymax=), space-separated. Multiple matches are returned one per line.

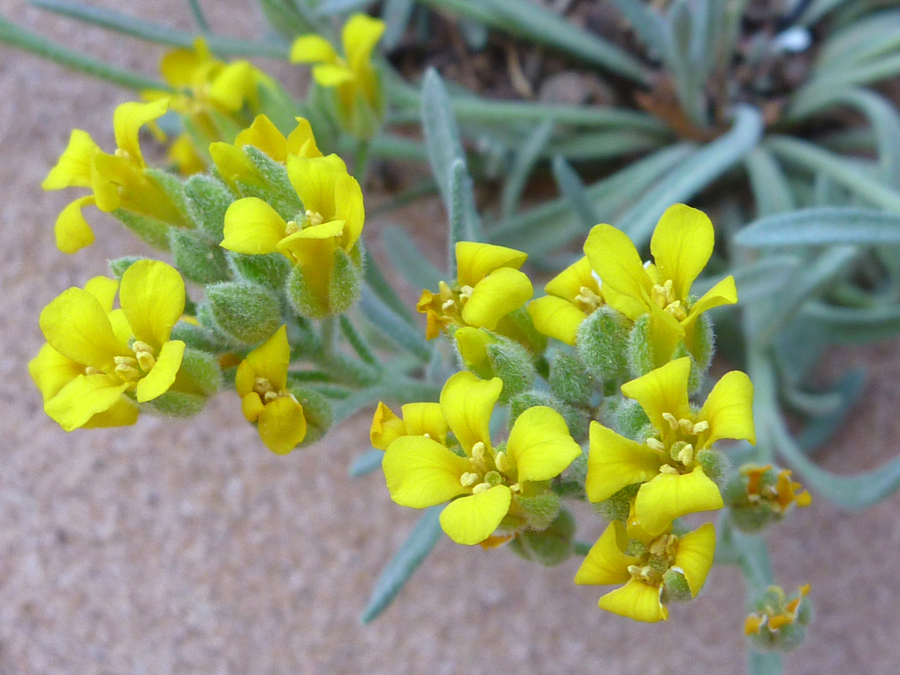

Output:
xmin=339 ymin=315 xmax=380 ymax=367
xmin=0 ymin=15 xmax=169 ymax=91
xmin=354 ymin=139 xmax=371 ymax=183
xmin=187 ymin=0 xmax=210 ymax=32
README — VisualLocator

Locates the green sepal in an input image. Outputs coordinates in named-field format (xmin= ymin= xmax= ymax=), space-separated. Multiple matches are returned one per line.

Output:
xmin=176 ymin=346 xmax=223 ymax=397
xmin=184 ymin=173 xmax=234 ymax=241
xmin=549 ymin=352 xmax=593 ymax=406
xmin=108 ymin=255 xmax=144 ymax=279
xmin=193 ymin=302 xmax=242 ymax=349
xmin=228 ymin=251 xmax=292 ymax=290
xmin=507 ymin=507 xmax=575 ymax=567
xmin=661 ymin=568 xmax=693 ymax=603
xmin=578 ymin=307 xmax=630 ymax=382
xmin=502 ymin=306 xmax=547 ymax=356
xmin=697 ymin=449 xmax=730 ymax=489
xmin=287 ymin=383 xmax=333 ymax=447
xmin=691 ymin=311 xmax=715 ymax=375
xmin=514 ymin=488 xmax=561 ymax=532
xmin=508 ymin=390 xmax=589 ymax=443
xmin=139 ymin=391 xmax=207 ymax=418
xmin=286 ymin=263 xmax=325 ymax=319
xmin=625 ymin=313 xmax=654 ymax=379
xmin=205 ymin=281 xmax=282 ymax=344
xmin=244 ymin=146 xmax=303 ymax=214
xmin=235 ymin=177 xmax=302 ymax=222
xmin=328 ymin=245 xmax=364 ymax=315
xmin=144 ymin=167 xmax=191 ymax=223
xmin=602 ymin=396 xmax=651 ymax=441
xmin=168 ymin=228 xmax=230 ymax=284
xmin=170 ymin=318 xmax=235 ymax=354
xmin=113 ymin=209 xmax=173 ymax=251
xmin=593 ymin=484 xmax=640 ymax=523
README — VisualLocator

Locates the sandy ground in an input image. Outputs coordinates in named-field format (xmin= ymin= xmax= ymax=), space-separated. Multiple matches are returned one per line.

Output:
xmin=2 ymin=1 xmax=900 ymax=673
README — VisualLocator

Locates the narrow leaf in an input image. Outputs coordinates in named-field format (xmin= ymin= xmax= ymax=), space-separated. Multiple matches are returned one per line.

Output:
xmin=383 ymin=225 xmax=444 ymax=290
xmin=744 ymin=147 xmax=796 ymax=218
xmin=349 ymin=448 xmax=384 ymax=478
xmin=381 ymin=0 xmax=415 ymax=51
xmin=502 ymin=119 xmax=555 ymax=218
xmin=801 ymin=301 xmax=900 ymax=344
xmin=359 ymin=287 xmax=432 ymax=363
xmin=736 ymin=207 xmax=900 ymax=247
xmin=361 ymin=505 xmax=444 ymax=623
xmin=796 ymin=368 xmax=866 ymax=452
xmin=551 ymin=156 xmax=598 ymax=229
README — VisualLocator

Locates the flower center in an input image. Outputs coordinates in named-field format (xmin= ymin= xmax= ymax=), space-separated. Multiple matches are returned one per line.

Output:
xmin=574 ymin=285 xmax=604 ymax=313
xmin=252 ymin=376 xmax=298 ymax=406
xmin=458 ymin=441 xmax=519 ymax=495
xmin=113 ymin=341 xmax=159 ymax=383
xmin=651 ymin=279 xmax=688 ymax=321
xmin=645 ymin=412 xmax=710 ymax=471
xmin=626 ymin=533 xmax=679 ymax=587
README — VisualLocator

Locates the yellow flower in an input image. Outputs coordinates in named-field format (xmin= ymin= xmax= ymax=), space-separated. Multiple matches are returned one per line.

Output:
xmin=583 ymin=204 xmax=737 ymax=366
xmin=585 ymin=357 xmax=755 ymax=535
xmin=235 ymin=325 xmax=307 ymax=454
xmin=745 ymin=584 xmax=811 ymax=636
xmin=575 ymin=520 xmax=716 ymax=623
xmin=369 ymin=401 xmax=447 ymax=451
xmin=528 ymin=256 xmax=607 ymax=346
xmin=42 ymin=99 xmax=187 ymax=253
xmin=220 ymin=153 xmax=364 ymax=313
xmin=291 ymin=14 xmax=385 ymax=138
xmin=35 ymin=261 xmax=187 ymax=431
xmin=145 ymin=38 xmax=270 ymax=139
xmin=417 ymin=242 xmax=533 ymax=340
xmin=210 ymin=115 xmax=323 ymax=190
xmin=29 ymin=277 xmax=138 ymax=429
xmin=168 ymin=133 xmax=208 ymax=175
xmin=381 ymin=371 xmax=582 ymax=545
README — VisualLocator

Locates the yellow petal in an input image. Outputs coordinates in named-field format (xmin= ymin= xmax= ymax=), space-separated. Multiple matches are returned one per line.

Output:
xmin=370 ymin=402 xmax=405 ymax=450
xmin=54 ymin=196 xmax=96 ymax=254
xmin=290 ymin=34 xmax=340 ymax=64
xmin=439 ymin=485 xmax=511 ymax=545
xmin=107 ymin=308 xmax=133 ymax=347
xmin=649 ymin=204 xmax=715 ymax=301
xmin=83 ymin=276 xmax=119 ymax=312
xmin=235 ymin=114 xmax=288 ymax=162
xmin=113 ymin=99 xmax=168 ymax=167
xmin=687 ymin=275 xmax=738 ymax=320
xmin=42 ymin=130 xmax=101 ymax=190
xmin=222 ymin=197 xmax=289 ymax=255
xmin=44 ymin=374 xmax=130 ymax=432
xmin=243 ymin=325 xmax=290 ymax=392
xmin=620 ymin=358 xmax=692 ymax=433
xmin=333 ymin=172 xmax=365 ymax=249
xmin=286 ymin=154 xmax=347 ymax=219
xmin=40 ymin=288 xmax=128 ymax=371
xmin=574 ymin=521 xmax=637 ymax=586
xmin=400 ymin=402 xmax=448 ymax=445
xmin=120 ymin=260 xmax=185 ymax=348
xmin=507 ymin=406 xmax=581 ymax=482
xmin=159 ymin=44 xmax=211 ymax=88
xmin=439 ymin=371 xmax=502 ymax=454
xmin=584 ymin=224 xmax=652 ymax=315
xmin=342 ymin=13 xmax=386 ymax=72
xmin=697 ymin=370 xmax=756 ymax=446
xmin=585 ymin=422 xmax=660 ymax=503
xmin=29 ymin=344 xmax=82 ymax=402
xmin=527 ymin=295 xmax=586 ymax=346
xmin=454 ymin=326 xmax=493 ymax=372
xmin=257 ymin=396 xmax=307 ymax=454
xmin=455 ymin=242 xmax=527 ymax=288
xmin=89 ymin=153 xmax=129 ymax=212
xmin=646 ymin=306 xmax=685 ymax=368
xmin=383 ymin=435 xmax=470 ymax=508
xmin=674 ymin=522 xmax=716 ymax=596
xmin=312 ymin=63 xmax=355 ymax=87
xmin=545 ymin=256 xmax=598 ymax=302
xmin=209 ymin=61 xmax=256 ymax=111
xmin=82 ymin=395 xmax=139 ymax=429
xmin=462 ymin=267 xmax=533 ymax=330
xmin=598 ymin=578 xmax=668 ymax=622
xmin=135 ymin=339 xmax=185 ymax=402
xmin=634 ymin=467 xmax=724 ymax=536
xmin=285 ymin=117 xmax=324 ymax=159
xmin=241 ymin=392 xmax=265 ymax=422
xmin=209 ymin=142 xmax=258 ymax=188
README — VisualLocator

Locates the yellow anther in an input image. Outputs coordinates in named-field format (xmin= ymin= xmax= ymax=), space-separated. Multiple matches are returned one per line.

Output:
xmin=508 ymin=482 xmax=521 ymax=494
xmin=678 ymin=418 xmax=695 ymax=435
xmin=676 ymin=443 xmax=695 ymax=465
xmin=84 ymin=366 xmax=102 ymax=376
xmin=133 ymin=342 xmax=156 ymax=373
xmin=460 ymin=472 xmax=480 ymax=488
xmin=627 ymin=564 xmax=642 ymax=577
xmin=459 ymin=285 xmax=474 ymax=299
xmin=304 ymin=209 xmax=324 ymax=227
xmin=284 ymin=220 xmax=300 ymax=235
xmin=441 ymin=299 xmax=456 ymax=311
xmin=574 ymin=286 xmax=603 ymax=312
xmin=692 ymin=420 xmax=710 ymax=434
xmin=253 ymin=376 xmax=275 ymax=397
xmin=114 ymin=147 xmax=132 ymax=161
xmin=659 ymin=464 xmax=679 ymax=475
xmin=471 ymin=441 xmax=486 ymax=463
xmin=114 ymin=355 xmax=141 ymax=382
xmin=495 ymin=451 xmax=510 ymax=473
xmin=646 ymin=437 xmax=666 ymax=453
xmin=665 ymin=301 xmax=687 ymax=321
xmin=472 ymin=482 xmax=491 ymax=494
xmin=438 ymin=280 xmax=453 ymax=300
xmin=422 ymin=433 xmax=431 ymax=439
xmin=662 ymin=412 xmax=679 ymax=430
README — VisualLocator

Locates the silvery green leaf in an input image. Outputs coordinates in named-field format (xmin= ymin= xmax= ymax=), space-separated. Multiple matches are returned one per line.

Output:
xmin=349 ymin=448 xmax=384 ymax=478
xmin=359 ymin=287 xmax=432 ymax=362
xmin=817 ymin=10 xmax=900 ymax=68
xmin=551 ymin=156 xmax=598 ymax=230
xmin=801 ymin=301 xmax=900 ymax=344
xmin=502 ymin=119 xmax=555 ymax=218
xmin=316 ymin=0 xmax=374 ymax=15
xmin=744 ymin=147 xmax=796 ymax=218
xmin=421 ymin=69 xmax=466 ymax=214
xmin=749 ymin=651 xmax=783 ymax=675
xmin=361 ymin=506 xmax=443 ymax=623
xmin=545 ymin=129 xmax=671 ymax=161
xmin=381 ymin=0 xmax=415 ymax=51
xmin=694 ymin=256 xmax=801 ymax=304
xmin=617 ymin=105 xmax=764 ymax=247
xmin=796 ymin=368 xmax=866 ymax=453
xmin=736 ymin=207 xmax=900 ymax=247
xmin=605 ymin=0 xmax=665 ymax=50
xmin=382 ymin=225 xmax=443 ymax=290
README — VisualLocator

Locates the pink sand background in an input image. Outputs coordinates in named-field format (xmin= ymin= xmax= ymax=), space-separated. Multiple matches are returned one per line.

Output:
xmin=2 ymin=1 xmax=899 ymax=672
